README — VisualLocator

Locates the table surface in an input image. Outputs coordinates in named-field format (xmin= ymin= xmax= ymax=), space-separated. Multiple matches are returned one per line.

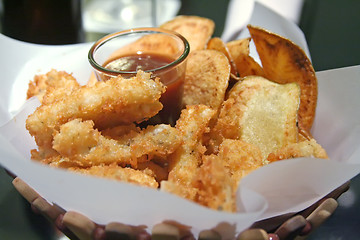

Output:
xmin=1 ymin=0 xmax=360 ymax=239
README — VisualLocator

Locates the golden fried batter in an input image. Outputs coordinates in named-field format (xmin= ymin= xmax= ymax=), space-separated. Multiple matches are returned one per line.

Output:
xmin=193 ymin=155 xmax=235 ymax=212
xmin=27 ymin=69 xmax=80 ymax=103
xmin=70 ymin=164 xmax=159 ymax=188
xmin=101 ymin=124 xmax=140 ymax=141
xmin=136 ymin=161 xmax=169 ymax=183
xmin=218 ymin=139 xmax=263 ymax=189
xmin=23 ymin=19 xmax=329 ymax=213
xmin=182 ymin=50 xmax=230 ymax=110
xmin=26 ymin=71 xmax=165 ymax=151
xmin=267 ymin=138 xmax=328 ymax=162
xmin=161 ymin=105 xmax=216 ymax=200
xmin=52 ymin=119 xmax=182 ymax=167
xmin=210 ymin=76 xmax=300 ymax=159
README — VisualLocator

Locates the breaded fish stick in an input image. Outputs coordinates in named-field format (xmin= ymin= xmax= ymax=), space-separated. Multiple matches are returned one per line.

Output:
xmin=167 ymin=105 xmax=216 ymax=185
xmin=26 ymin=71 xmax=165 ymax=150
xmin=161 ymin=105 xmax=215 ymax=199
xmin=193 ymin=155 xmax=235 ymax=212
xmin=52 ymin=119 xmax=182 ymax=167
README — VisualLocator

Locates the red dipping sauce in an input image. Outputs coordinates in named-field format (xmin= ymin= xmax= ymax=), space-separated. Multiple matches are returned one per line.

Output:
xmin=103 ymin=52 xmax=186 ymax=126
xmin=88 ymin=28 xmax=190 ymax=126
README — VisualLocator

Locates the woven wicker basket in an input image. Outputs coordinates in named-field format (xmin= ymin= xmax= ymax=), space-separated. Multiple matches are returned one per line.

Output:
xmin=11 ymin=175 xmax=349 ymax=240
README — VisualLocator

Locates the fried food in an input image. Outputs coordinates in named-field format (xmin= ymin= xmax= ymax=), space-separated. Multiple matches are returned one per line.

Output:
xmin=26 ymin=71 xmax=165 ymax=152
xmin=182 ymin=50 xmax=230 ymax=110
xmin=160 ymin=15 xmax=215 ymax=52
xmin=136 ymin=161 xmax=169 ymax=183
xmin=69 ymin=164 xmax=159 ymax=188
xmin=206 ymin=37 xmax=238 ymax=76
xmin=101 ymin=124 xmax=140 ymax=141
xmin=27 ymin=69 xmax=80 ymax=104
xmin=227 ymin=38 xmax=264 ymax=78
xmin=248 ymin=25 xmax=317 ymax=132
xmin=217 ymin=139 xmax=263 ymax=189
xmin=267 ymin=138 xmax=328 ymax=162
xmin=40 ymin=155 xmax=83 ymax=168
xmin=52 ymin=119 xmax=182 ymax=167
xmin=167 ymin=105 xmax=216 ymax=184
xmin=193 ymin=154 xmax=235 ymax=212
xmin=210 ymin=76 xmax=300 ymax=159
xmin=25 ymin=18 xmax=328 ymax=213
xmin=161 ymin=105 xmax=216 ymax=200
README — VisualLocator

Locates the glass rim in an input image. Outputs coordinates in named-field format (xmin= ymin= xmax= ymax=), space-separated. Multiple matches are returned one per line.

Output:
xmin=88 ymin=27 xmax=190 ymax=76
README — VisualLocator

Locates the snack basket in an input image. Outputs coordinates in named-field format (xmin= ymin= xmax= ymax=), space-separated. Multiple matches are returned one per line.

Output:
xmin=9 ymin=174 xmax=351 ymax=239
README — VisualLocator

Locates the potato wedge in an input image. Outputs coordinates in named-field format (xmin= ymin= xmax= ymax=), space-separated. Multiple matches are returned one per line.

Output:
xmin=160 ymin=15 xmax=215 ymax=52
xmin=211 ymin=76 xmax=300 ymax=160
xmin=182 ymin=49 xmax=230 ymax=110
xmin=227 ymin=38 xmax=264 ymax=78
xmin=108 ymin=33 xmax=185 ymax=60
xmin=207 ymin=37 xmax=238 ymax=76
xmin=248 ymin=25 xmax=317 ymax=132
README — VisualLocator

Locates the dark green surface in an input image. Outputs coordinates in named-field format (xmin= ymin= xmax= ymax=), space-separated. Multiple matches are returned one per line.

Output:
xmin=300 ymin=0 xmax=360 ymax=71
xmin=177 ymin=0 xmax=230 ymax=37
xmin=0 ymin=169 xmax=61 ymax=240
xmin=300 ymin=2 xmax=360 ymax=239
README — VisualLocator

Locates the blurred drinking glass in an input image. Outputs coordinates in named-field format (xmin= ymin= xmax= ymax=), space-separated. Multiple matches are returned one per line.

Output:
xmin=83 ymin=0 xmax=181 ymax=34
xmin=0 ymin=0 xmax=85 ymax=44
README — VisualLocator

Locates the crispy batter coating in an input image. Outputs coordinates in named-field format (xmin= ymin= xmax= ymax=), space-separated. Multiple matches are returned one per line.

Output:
xmin=69 ymin=164 xmax=159 ymax=188
xmin=167 ymin=105 xmax=216 ymax=185
xmin=129 ymin=124 xmax=183 ymax=163
xmin=267 ymin=138 xmax=328 ymax=162
xmin=136 ymin=161 xmax=169 ymax=183
xmin=160 ymin=180 xmax=198 ymax=201
xmin=52 ymin=119 xmax=182 ymax=167
xmin=101 ymin=124 xmax=140 ymax=141
xmin=26 ymin=71 xmax=165 ymax=151
xmin=161 ymin=105 xmax=216 ymax=200
xmin=41 ymin=155 xmax=89 ymax=169
xmin=218 ymin=139 xmax=263 ymax=189
xmin=226 ymin=38 xmax=264 ymax=78
xmin=27 ymin=69 xmax=80 ymax=103
xmin=190 ymin=139 xmax=263 ymax=212
xmin=193 ymin=155 xmax=235 ymax=212
xmin=42 ymin=156 xmax=158 ymax=188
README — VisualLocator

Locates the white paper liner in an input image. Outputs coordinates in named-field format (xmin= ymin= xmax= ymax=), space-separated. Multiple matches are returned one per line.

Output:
xmin=1 ymin=2 xmax=360 ymax=239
